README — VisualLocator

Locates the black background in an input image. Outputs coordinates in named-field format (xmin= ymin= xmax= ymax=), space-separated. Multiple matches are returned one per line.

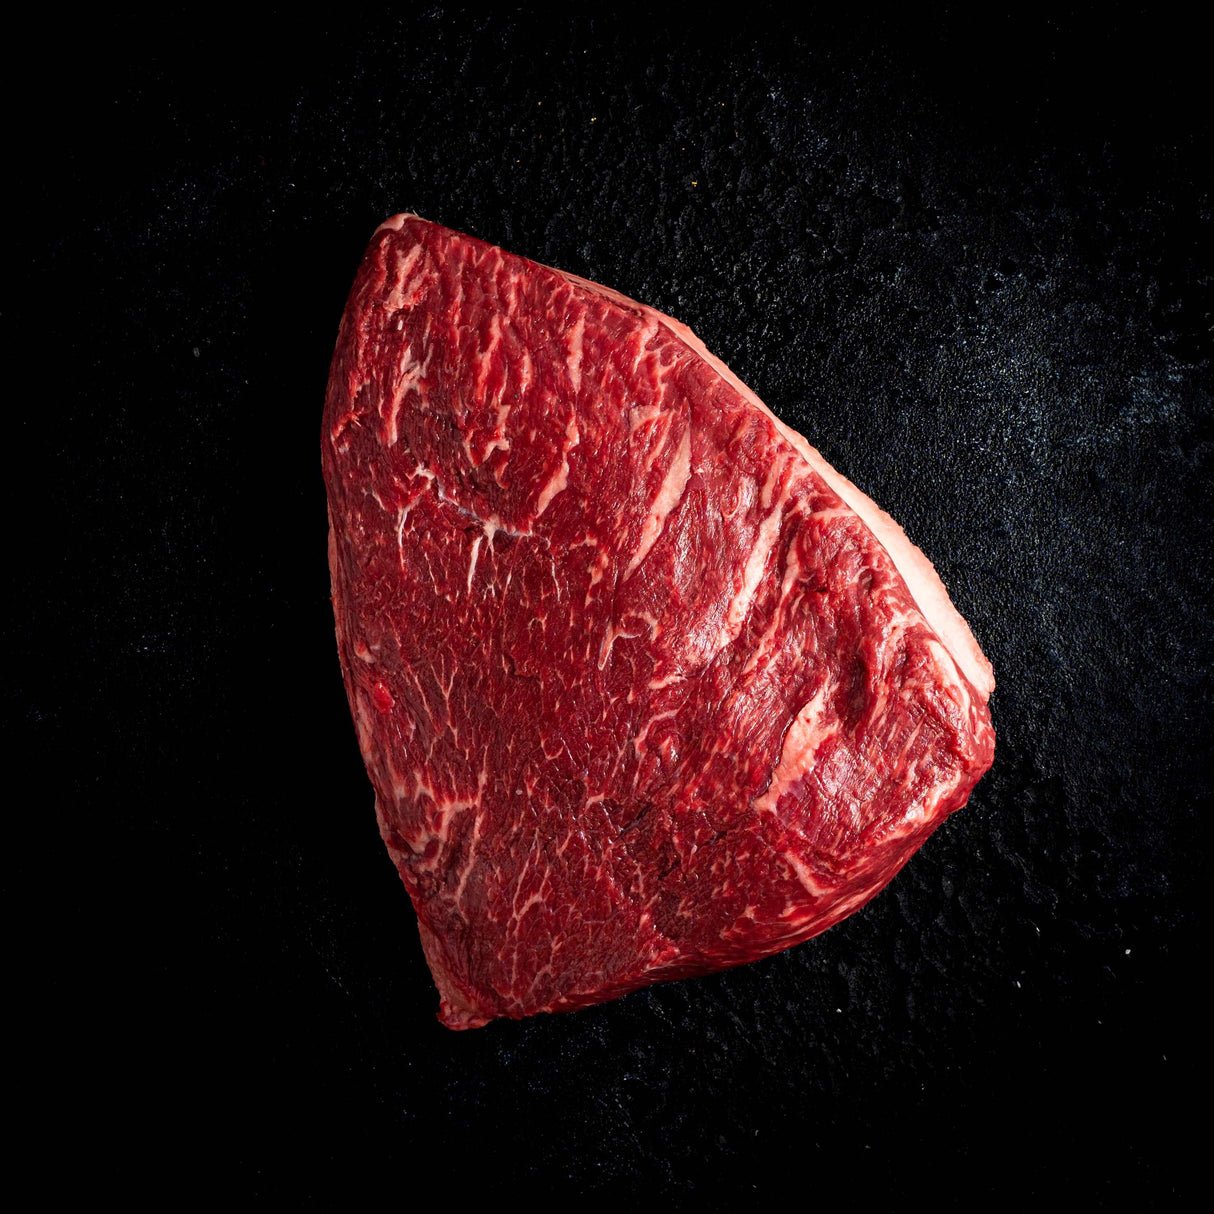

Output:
xmin=14 ymin=6 xmax=1209 ymax=1202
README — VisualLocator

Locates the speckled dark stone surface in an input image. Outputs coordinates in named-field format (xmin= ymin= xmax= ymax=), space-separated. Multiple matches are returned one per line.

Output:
xmin=17 ymin=8 xmax=1209 ymax=1202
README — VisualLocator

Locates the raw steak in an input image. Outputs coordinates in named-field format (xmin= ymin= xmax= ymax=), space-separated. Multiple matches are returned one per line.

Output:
xmin=323 ymin=214 xmax=995 ymax=1029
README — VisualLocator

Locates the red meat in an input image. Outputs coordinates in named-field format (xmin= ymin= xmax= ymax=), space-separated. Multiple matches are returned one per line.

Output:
xmin=323 ymin=215 xmax=995 ymax=1028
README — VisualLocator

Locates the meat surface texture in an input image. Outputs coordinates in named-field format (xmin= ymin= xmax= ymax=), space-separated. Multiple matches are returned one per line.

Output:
xmin=323 ymin=215 xmax=996 ymax=1029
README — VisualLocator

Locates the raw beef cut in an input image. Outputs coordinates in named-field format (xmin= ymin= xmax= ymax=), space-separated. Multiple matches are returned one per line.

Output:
xmin=323 ymin=214 xmax=995 ymax=1029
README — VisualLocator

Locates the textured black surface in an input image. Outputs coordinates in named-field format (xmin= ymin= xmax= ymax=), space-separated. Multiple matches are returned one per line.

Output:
xmin=16 ymin=7 xmax=1210 ymax=1202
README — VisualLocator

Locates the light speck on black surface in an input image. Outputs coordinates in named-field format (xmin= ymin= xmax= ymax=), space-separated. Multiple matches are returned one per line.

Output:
xmin=12 ymin=7 xmax=1208 ymax=1203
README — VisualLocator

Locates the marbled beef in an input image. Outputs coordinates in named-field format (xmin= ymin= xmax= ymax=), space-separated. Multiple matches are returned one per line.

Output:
xmin=322 ymin=215 xmax=995 ymax=1028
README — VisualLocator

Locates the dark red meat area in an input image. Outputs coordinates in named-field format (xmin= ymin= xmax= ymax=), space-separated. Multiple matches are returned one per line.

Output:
xmin=323 ymin=219 xmax=993 ymax=1027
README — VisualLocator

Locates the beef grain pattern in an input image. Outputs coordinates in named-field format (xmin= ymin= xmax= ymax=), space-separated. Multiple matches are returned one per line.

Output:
xmin=323 ymin=215 xmax=995 ymax=1028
